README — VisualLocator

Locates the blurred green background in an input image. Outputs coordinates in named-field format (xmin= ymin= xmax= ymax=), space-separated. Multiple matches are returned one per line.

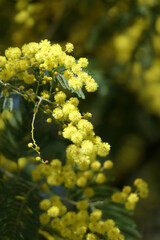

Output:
xmin=0 ymin=0 xmax=160 ymax=239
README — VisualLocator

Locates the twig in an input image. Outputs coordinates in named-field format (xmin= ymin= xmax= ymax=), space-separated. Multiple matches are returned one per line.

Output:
xmin=31 ymin=97 xmax=42 ymax=153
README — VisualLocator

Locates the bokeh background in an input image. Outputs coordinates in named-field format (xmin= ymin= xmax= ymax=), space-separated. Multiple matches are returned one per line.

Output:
xmin=0 ymin=0 xmax=160 ymax=239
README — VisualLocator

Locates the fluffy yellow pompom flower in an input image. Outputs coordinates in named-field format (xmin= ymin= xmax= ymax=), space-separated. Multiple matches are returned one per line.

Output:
xmin=107 ymin=227 xmax=121 ymax=240
xmin=47 ymin=206 xmax=60 ymax=217
xmin=78 ymin=58 xmax=89 ymax=68
xmin=96 ymin=173 xmax=106 ymax=184
xmin=81 ymin=140 xmax=94 ymax=155
xmin=77 ymin=200 xmax=89 ymax=210
xmin=77 ymin=176 xmax=87 ymax=187
xmin=65 ymin=43 xmax=74 ymax=53
xmin=90 ymin=209 xmax=102 ymax=222
xmin=86 ymin=233 xmax=97 ymax=240
xmin=122 ymin=186 xmax=132 ymax=194
xmin=83 ymin=187 xmax=95 ymax=198
xmin=112 ymin=192 xmax=127 ymax=203
xmin=62 ymin=126 xmax=77 ymax=139
xmin=39 ymin=213 xmax=50 ymax=225
xmin=54 ymin=91 xmax=66 ymax=104
xmin=68 ymin=110 xmax=81 ymax=122
xmin=5 ymin=47 xmax=21 ymax=60
xmin=104 ymin=219 xmax=115 ymax=231
xmin=97 ymin=142 xmax=111 ymax=157
xmin=127 ymin=193 xmax=139 ymax=204
xmin=91 ymin=161 xmax=101 ymax=171
xmin=71 ymin=131 xmax=83 ymax=144
xmin=68 ymin=76 xmax=83 ymax=89
xmin=103 ymin=160 xmax=113 ymax=169
xmin=85 ymin=77 xmax=98 ymax=92
xmin=50 ymin=159 xmax=62 ymax=170
xmin=77 ymin=119 xmax=93 ymax=131
xmin=134 ymin=178 xmax=149 ymax=198
xmin=62 ymin=103 xmax=76 ymax=117
xmin=52 ymin=108 xmax=64 ymax=120
xmin=40 ymin=199 xmax=51 ymax=211
xmin=0 ymin=56 xmax=7 ymax=67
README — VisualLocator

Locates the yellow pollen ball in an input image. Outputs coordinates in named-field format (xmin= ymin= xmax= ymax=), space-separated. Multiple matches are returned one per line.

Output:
xmin=77 ymin=176 xmax=87 ymax=187
xmin=96 ymin=173 xmax=106 ymax=184
xmin=39 ymin=213 xmax=50 ymax=225
xmin=47 ymin=206 xmax=60 ymax=217
xmin=35 ymin=156 xmax=41 ymax=161
xmin=91 ymin=161 xmax=101 ymax=171
xmin=28 ymin=142 xmax=33 ymax=148
xmin=40 ymin=199 xmax=51 ymax=211
xmin=46 ymin=118 xmax=52 ymax=123
xmin=83 ymin=187 xmax=95 ymax=198
xmin=103 ymin=160 xmax=113 ymax=169
xmin=65 ymin=43 xmax=74 ymax=53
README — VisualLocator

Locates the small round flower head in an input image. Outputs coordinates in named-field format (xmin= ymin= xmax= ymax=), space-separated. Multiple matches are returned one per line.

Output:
xmin=83 ymin=187 xmax=95 ymax=198
xmin=52 ymin=108 xmax=64 ymax=120
xmin=68 ymin=76 xmax=83 ymax=89
xmin=125 ymin=201 xmax=136 ymax=210
xmin=85 ymin=77 xmax=98 ymax=92
xmin=77 ymin=200 xmax=89 ymax=210
xmin=54 ymin=91 xmax=66 ymax=104
xmin=68 ymin=97 xmax=79 ymax=106
xmin=122 ymin=186 xmax=132 ymax=194
xmin=40 ymin=199 xmax=51 ymax=210
xmin=46 ymin=118 xmax=52 ymax=123
xmin=91 ymin=161 xmax=101 ymax=171
xmin=63 ymin=103 xmax=76 ymax=116
xmin=65 ymin=43 xmax=74 ymax=53
xmin=127 ymin=193 xmax=139 ymax=204
xmin=71 ymin=131 xmax=83 ymax=144
xmin=103 ymin=160 xmax=113 ymax=169
xmin=77 ymin=176 xmax=87 ymax=187
xmin=28 ymin=142 xmax=33 ymax=148
xmin=104 ymin=219 xmax=115 ymax=231
xmin=97 ymin=142 xmax=111 ymax=157
xmin=69 ymin=110 xmax=81 ymax=122
xmin=39 ymin=213 xmax=50 ymax=225
xmin=0 ymin=56 xmax=7 ymax=67
xmin=62 ymin=126 xmax=77 ymax=139
xmin=5 ymin=47 xmax=21 ymax=60
xmin=86 ymin=233 xmax=97 ymax=240
xmin=50 ymin=159 xmax=62 ymax=170
xmin=90 ymin=209 xmax=102 ymax=222
xmin=78 ymin=58 xmax=89 ymax=68
xmin=96 ymin=173 xmax=106 ymax=184
xmin=107 ymin=227 xmax=121 ymax=240
xmin=63 ymin=70 xmax=73 ymax=80
xmin=81 ymin=140 xmax=94 ymax=155
xmin=77 ymin=119 xmax=93 ymax=131
xmin=112 ymin=192 xmax=127 ymax=203
xmin=47 ymin=206 xmax=60 ymax=217
xmin=83 ymin=171 xmax=93 ymax=180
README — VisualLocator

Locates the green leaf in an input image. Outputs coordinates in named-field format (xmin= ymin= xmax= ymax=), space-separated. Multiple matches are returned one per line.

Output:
xmin=0 ymin=95 xmax=5 ymax=113
xmin=55 ymin=74 xmax=85 ymax=99
xmin=0 ymin=177 xmax=41 ymax=240
xmin=3 ymin=97 xmax=13 ymax=112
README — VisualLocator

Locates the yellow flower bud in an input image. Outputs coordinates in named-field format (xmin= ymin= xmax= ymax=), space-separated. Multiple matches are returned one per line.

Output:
xmin=28 ymin=142 xmax=33 ymax=148
xmin=103 ymin=160 xmax=113 ymax=169
xmin=40 ymin=199 xmax=51 ymax=210
xmin=47 ymin=206 xmax=60 ymax=217
xmin=91 ymin=161 xmax=101 ymax=171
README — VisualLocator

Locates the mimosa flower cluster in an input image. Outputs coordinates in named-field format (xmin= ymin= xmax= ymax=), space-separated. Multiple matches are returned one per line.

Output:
xmin=112 ymin=179 xmax=149 ymax=210
xmin=0 ymin=40 xmax=97 ymax=92
xmin=0 ymin=40 xmax=148 ymax=240
xmin=39 ymin=195 xmax=125 ymax=240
